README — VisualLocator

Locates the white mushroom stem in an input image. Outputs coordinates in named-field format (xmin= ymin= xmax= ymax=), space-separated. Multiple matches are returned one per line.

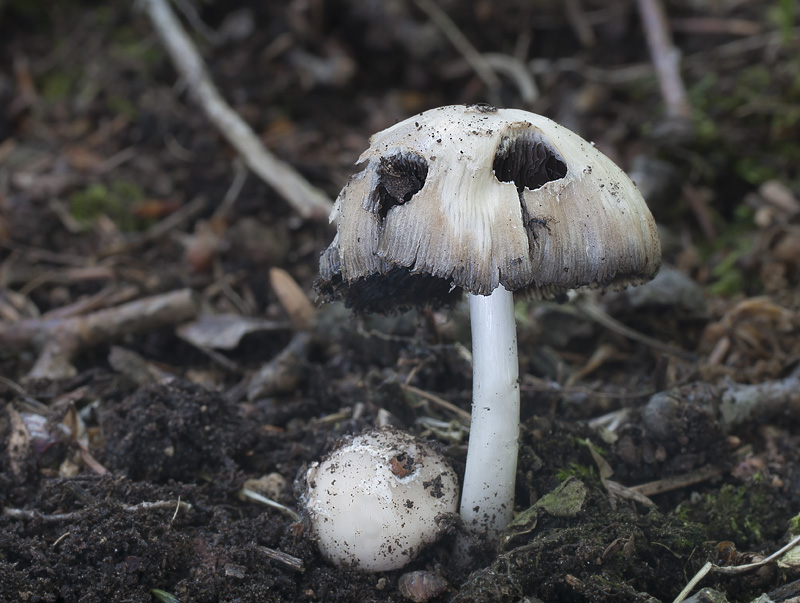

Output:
xmin=460 ymin=285 xmax=520 ymax=539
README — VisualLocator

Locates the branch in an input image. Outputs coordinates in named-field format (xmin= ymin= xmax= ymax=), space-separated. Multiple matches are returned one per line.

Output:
xmin=0 ymin=289 xmax=200 ymax=380
xmin=138 ymin=0 xmax=334 ymax=220
xmin=636 ymin=0 xmax=693 ymax=134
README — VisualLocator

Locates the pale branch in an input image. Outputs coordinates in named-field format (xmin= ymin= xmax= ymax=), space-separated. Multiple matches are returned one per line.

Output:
xmin=138 ymin=0 xmax=333 ymax=220
xmin=0 ymin=288 xmax=199 ymax=381
xmin=636 ymin=0 xmax=693 ymax=125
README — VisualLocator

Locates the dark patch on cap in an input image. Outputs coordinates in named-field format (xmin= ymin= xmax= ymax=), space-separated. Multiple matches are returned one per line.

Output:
xmin=377 ymin=153 xmax=428 ymax=221
xmin=493 ymin=132 xmax=567 ymax=192
xmin=493 ymin=130 xmax=567 ymax=249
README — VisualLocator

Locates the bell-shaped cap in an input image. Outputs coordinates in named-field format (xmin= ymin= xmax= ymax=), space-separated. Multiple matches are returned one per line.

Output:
xmin=317 ymin=104 xmax=661 ymax=312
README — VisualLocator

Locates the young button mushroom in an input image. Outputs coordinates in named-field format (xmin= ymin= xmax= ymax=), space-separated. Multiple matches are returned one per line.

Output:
xmin=303 ymin=428 xmax=458 ymax=572
xmin=316 ymin=104 xmax=661 ymax=540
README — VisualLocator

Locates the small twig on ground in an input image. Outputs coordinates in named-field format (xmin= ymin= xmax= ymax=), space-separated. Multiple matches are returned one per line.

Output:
xmin=0 ymin=288 xmax=199 ymax=380
xmin=575 ymin=299 xmax=697 ymax=361
xmin=77 ymin=443 xmax=109 ymax=476
xmin=673 ymin=533 xmax=800 ymax=603
xmin=138 ymin=0 xmax=333 ymax=220
xmin=682 ymin=184 xmax=717 ymax=241
xmin=239 ymin=488 xmax=301 ymax=521
xmin=563 ymin=0 xmax=596 ymax=47
xmin=41 ymin=285 xmax=140 ymax=320
xmin=170 ymin=0 xmax=223 ymax=46
xmin=3 ymin=500 xmax=193 ymax=522
xmin=635 ymin=0 xmax=693 ymax=126
xmin=247 ymin=331 xmax=312 ymax=400
xmin=125 ymin=499 xmax=193 ymax=514
xmin=108 ymin=345 xmax=177 ymax=385
xmin=523 ymin=374 xmax=656 ymax=401
xmin=482 ymin=53 xmax=539 ymax=105
xmin=630 ymin=465 xmax=724 ymax=498
xmin=99 ymin=195 xmax=208 ymax=257
xmin=685 ymin=27 xmax=799 ymax=64
xmin=213 ymin=158 xmax=248 ymax=220
xmin=255 ymin=545 xmax=304 ymax=573
xmin=672 ymin=563 xmax=713 ymax=603
xmin=713 ymin=533 xmax=800 ymax=575
xmin=670 ymin=17 xmax=762 ymax=37
xmin=718 ymin=368 xmax=800 ymax=430
xmin=529 ymin=57 xmax=654 ymax=85
xmin=400 ymin=383 xmax=472 ymax=424
xmin=413 ymin=0 xmax=502 ymax=105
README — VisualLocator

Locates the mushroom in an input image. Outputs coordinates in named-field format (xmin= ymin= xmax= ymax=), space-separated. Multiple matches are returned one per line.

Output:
xmin=303 ymin=428 xmax=459 ymax=572
xmin=316 ymin=104 xmax=661 ymax=540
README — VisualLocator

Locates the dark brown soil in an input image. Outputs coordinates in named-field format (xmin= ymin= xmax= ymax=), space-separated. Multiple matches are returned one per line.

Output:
xmin=2 ymin=1 xmax=800 ymax=602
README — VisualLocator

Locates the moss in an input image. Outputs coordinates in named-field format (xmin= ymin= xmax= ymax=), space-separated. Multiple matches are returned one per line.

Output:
xmin=685 ymin=53 xmax=800 ymax=190
xmin=672 ymin=483 xmax=784 ymax=548
xmin=788 ymin=513 xmax=800 ymax=536
xmin=769 ymin=0 xmax=797 ymax=43
xmin=107 ymin=95 xmax=139 ymax=121
xmin=41 ymin=71 xmax=76 ymax=102
xmin=69 ymin=180 xmax=148 ymax=232
xmin=703 ymin=205 xmax=759 ymax=297
xmin=457 ymin=484 xmax=711 ymax=603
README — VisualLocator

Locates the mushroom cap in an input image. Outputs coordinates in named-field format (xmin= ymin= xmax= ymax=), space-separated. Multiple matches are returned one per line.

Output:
xmin=317 ymin=104 xmax=661 ymax=312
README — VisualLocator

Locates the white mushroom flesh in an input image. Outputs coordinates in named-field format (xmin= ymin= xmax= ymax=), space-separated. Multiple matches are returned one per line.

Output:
xmin=303 ymin=428 xmax=459 ymax=572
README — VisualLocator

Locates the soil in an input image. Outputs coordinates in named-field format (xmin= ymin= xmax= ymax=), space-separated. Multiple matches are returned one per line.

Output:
xmin=2 ymin=1 xmax=800 ymax=602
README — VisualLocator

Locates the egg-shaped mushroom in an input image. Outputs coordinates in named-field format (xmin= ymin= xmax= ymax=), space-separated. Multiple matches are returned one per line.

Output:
xmin=303 ymin=428 xmax=458 ymax=572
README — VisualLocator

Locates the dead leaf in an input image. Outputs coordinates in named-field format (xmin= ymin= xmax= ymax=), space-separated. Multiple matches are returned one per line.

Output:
xmin=6 ymin=406 xmax=32 ymax=480
xmin=269 ymin=267 xmax=315 ymax=330
xmin=177 ymin=314 xmax=288 ymax=350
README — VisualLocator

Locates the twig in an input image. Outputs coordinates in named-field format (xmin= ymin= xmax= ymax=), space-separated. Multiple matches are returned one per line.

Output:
xmin=482 ymin=53 xmax=539 ymax=104
xmin=239 ymin=487 xmax=300 ymax=521
xmin=547 ymin=27 xmax=800 ymax=87
xmin=575 ymin=299 xmax=697 ymax=361
xmin=400 ymin=383 xmax=472 ymax=424
xmin=712 ymin=533 xmax=800 ymax=575
xmin=630 ymin=465 xmax=724 ymax=497
xmin=97 ymin=146 xmax=138 ymax=174
xmin=247 ymin=331 xmax=311 ymax=400
xmin=255 ymin=545 xmax=304 ymax=573
xmin=413 ymin=0 xmax=501 ymax=105
xmin=529 ymin=57 xmax=654 ymax=85
xmin=138 ymin=0 xmax=333 ymax=220
xmin=672 ymin=562 xmax=713 ymax=603
xmin=673 ymin=534 xmax=800 ymax=603
xmin=564 ymin=0 xmax=596 ymax=47
xmin=213 ymin=157 xmax=248 ymax=220
xmin=718 ymin=371 xmax=800 ymax=430
xmin=670 ymin=17 xmax=762 ymax=37
xmin=125 ymin=499 xmax=193 ymax=514
xmin=99 ymin=195 xmax=208 ymax=257
xmin=17 ymin=266 xmax=117 ymax=297
xmin=41 ymin=285 xmax=140 ymax=320
xmin=171 ymin=0 xmax=223 ymax=46
xmin=685 ymin=27 xmax=799 ymax=65
xmin=682 ymin=184 xmax=717 ymax=241
xmin=635 ymin=0 xmax=692 ymax=123
xmin=0 ymin=288 xmax=200 ymax=380
xmin=3 ymin=500 xmax=193 ymax=522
